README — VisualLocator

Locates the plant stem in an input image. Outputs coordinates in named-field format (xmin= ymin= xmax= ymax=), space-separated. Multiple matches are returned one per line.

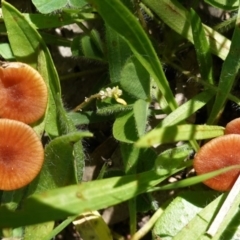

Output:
xmin=131 ymin=207 xmax=164 ymax=240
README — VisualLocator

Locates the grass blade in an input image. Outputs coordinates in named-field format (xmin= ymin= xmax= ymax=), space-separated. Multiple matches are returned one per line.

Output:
xmin=207 ymin=4 xmax=240 ymax=124
xmin=136 ymin=124 xmax=224 ymax=147
xmin=0 ymin=170 xmax=175 ymax=228
xmin=190 ymin=9 xmax=214 ymax=85
xmin=142 ymin=0 xmax=231 ymax=60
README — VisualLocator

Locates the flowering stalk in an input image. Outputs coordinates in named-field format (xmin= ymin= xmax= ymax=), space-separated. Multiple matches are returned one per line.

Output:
xmin=73 ymin=86 xmax=127 ymax=111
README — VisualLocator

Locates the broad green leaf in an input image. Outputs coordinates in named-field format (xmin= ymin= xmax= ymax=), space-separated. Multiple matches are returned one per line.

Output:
xmin=142 ymin=0 xmax=231 ymax=60
xmin=0 ymin=170 xmax=179 ymax=228
xmin=28 ymin=132 xmax=92 ymax=194
xmin=104 ymin=0 xmax=134 ymax=83
xmin=121 ymin=143 xmax=140 ymax=174
xmin=207 ymin=4 xmax=240 ymax=124
xmin=172 ymin=194 xmax=225 ymax=239
xmin=106 ymin=25 xmax=132 ymax=83
xmin=85 ymin=28 xmax=104 ymax=55
xmin=113 ymin=110 xmax=138 ymax=143
xmin=120 ymin=143 xmax=156 ymax=174
xmin=0 ymin=43 xmax=14 ymax=60
xmin=155 ymin=144 xmax=193 ymax=171
xmin=68 ymin=111 xmax=113 ymax=125
xmin=153 ymin=191 xmax=217 ymax=240
xmin=54 ymin=94 xmax=86 ymax=182
xmin=190 ymin=9 xmax=214 ymax=85
xmin=205 ymin=0 xmax=238 ymax=10
xmin=71 ymin=29 xmax=104 ymax=61
xmin=133 ymin=100 xmax=149 ymax=137
xmin=88 ymin=0 xmax=177 ymax=112
xmin=120 ymin=57 xmax=150 ymax=100
xmin=137 ymin=148 xmax=157 ymax=173
xmin=2 ymin=2 xmax=41 ymax=64
xmin=37 ymin=50 xmax=60 ymax=137
xmin=136 ymin=124 xmax=224 ymax=147
xmin=160 ymin=184 xmax=240 ymax=240
xmin=32 ymin=0 xmax=87 ymax=14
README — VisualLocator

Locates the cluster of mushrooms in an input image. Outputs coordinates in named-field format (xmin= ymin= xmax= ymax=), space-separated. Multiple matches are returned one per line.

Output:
xmin=0 ymin=62 xmax=47 ymax=191
xmin=194 ymin=118 xmax=240 ymax=191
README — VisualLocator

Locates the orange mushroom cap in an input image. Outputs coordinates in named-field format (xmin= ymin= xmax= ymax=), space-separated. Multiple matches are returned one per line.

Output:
xmin=0 ymin=62 xmax=48 ymax=124
xmin=224 ymin=118 xmax=240 ymax=135
xmin=193 ymin=134 xmax=240 ymax=191
xmin=0 ymin=119 xmax=44 ymax=190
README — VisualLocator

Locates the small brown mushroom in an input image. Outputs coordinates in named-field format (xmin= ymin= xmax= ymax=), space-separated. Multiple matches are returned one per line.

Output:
xmin=224 ymin=118 xmax=240 ymax=135
xmin=193 ymin=134 xmax=240 ymax=191
xmin=0 ymin=119 xmax=44 ymax=190
xmin=0 ymin=62 xmax=48 ymax=124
